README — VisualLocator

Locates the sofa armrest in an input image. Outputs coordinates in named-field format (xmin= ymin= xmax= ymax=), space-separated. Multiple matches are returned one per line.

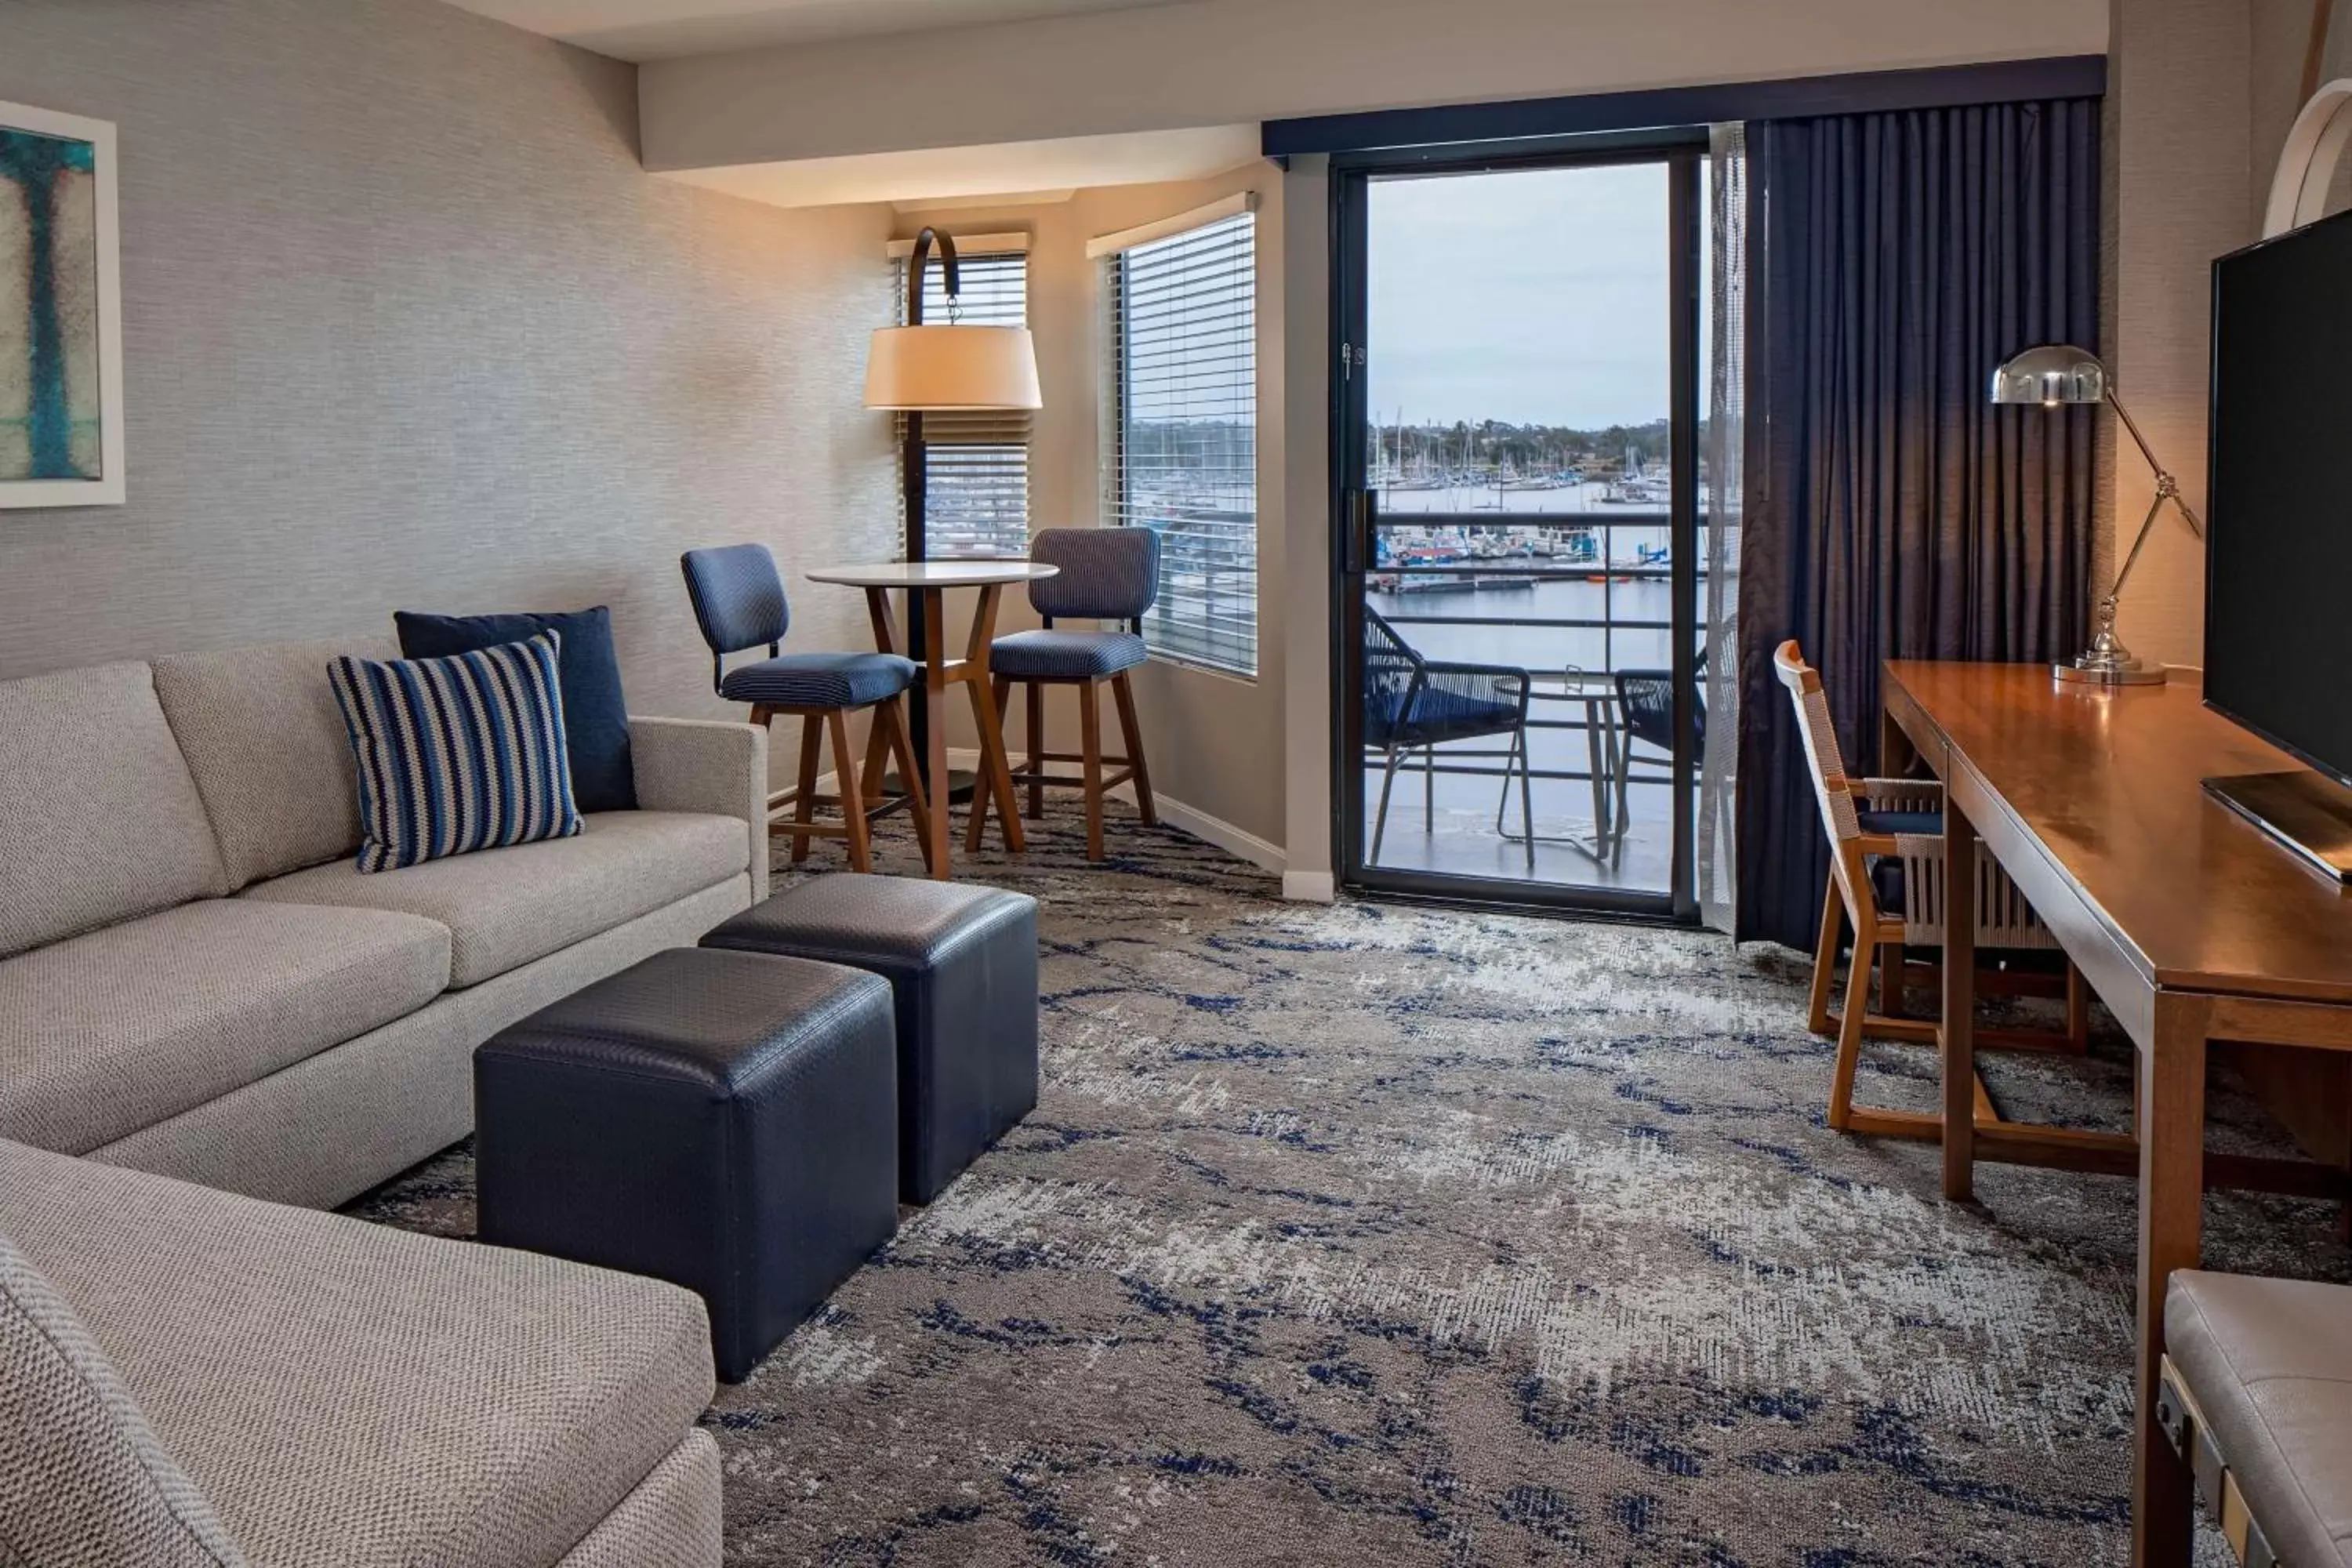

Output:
xmin=630 ymin=717 xmax=770 ymax=904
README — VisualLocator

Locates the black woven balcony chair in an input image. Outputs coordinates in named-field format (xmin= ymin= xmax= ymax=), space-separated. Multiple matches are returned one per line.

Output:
xmin=1363 ymin=606 xmax=1534 ymax=869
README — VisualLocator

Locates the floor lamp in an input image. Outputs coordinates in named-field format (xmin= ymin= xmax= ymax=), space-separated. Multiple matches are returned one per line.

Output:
xmin=1991 ymin=343 xmax=2204 ymax=687
xmin=863 ymin=227 xmax=1043 ymax=786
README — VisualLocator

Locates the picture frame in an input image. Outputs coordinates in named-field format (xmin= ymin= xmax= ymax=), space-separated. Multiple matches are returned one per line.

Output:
xmin=2 ymin=99 xmax=124 ymax=509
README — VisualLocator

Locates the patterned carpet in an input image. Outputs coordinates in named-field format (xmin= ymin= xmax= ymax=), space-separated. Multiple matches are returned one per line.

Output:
xmin=350 ymin=800 xmax=2352 ymax=1566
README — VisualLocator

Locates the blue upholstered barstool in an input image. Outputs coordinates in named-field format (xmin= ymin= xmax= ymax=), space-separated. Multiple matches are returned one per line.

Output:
xmin=681 ymin=543 xmax=932 ymax=875
xmin=980 ymin=528 xmax=1160 ymax=862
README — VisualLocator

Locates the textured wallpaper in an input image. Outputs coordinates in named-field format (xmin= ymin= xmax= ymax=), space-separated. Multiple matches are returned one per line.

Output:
xmin=0 ymin=0 xmax=899 ymax=748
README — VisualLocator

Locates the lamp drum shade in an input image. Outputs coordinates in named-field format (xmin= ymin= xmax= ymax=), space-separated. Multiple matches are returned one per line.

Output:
xmin=1989 ymin=343 xmax=2106 ymax=407
xmin=865 ymin=325 xmax=1042 ymax=412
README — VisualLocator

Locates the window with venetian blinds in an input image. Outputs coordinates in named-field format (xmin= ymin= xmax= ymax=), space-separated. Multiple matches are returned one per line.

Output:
xmin=891 ymin=245 xmax=1030 ymax=558
xmin=1100 ymin=209 xmax=1258 ymax=677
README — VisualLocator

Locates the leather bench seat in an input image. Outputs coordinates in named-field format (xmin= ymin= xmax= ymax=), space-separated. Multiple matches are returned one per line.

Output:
xmin=2167 ymin=1269 xmax=2352 ymax=1567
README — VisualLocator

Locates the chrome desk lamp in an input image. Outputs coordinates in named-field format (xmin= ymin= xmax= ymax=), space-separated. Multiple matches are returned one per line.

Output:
xmin=1991 ymin=344 xmax=2204 ymax=686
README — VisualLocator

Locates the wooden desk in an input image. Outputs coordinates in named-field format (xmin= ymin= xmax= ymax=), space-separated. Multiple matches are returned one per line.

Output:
xmin=807 ymin=561 xmax=1058 ymax=880
xmin=1882 ymin=661 xmax=2352 ymax=1566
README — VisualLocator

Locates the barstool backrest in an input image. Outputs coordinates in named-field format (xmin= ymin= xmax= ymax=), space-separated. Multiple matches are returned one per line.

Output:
xmin=681 ymin=544 xmax=789 ymax=695
xmin=1028 ymin=528 xmax=1160 ymax=626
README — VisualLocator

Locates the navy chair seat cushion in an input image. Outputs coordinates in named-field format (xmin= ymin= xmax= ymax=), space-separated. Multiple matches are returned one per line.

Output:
xmin=395 ymin=606 xmax=636 ymax=812
xmin=990 ymin=630 xmax=1149 ymax=681
xmin=1857 ymin=808 xmax=1943 ymax=915
xmin=1366 ymin=682 xmax=1523 ymax=750
xmin=720 ymin=652 xmax=916 ymax=709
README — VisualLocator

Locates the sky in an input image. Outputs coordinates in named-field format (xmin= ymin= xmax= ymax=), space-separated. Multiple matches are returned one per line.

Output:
xmin=1366 ymin=162 xmax=1675 ymax=430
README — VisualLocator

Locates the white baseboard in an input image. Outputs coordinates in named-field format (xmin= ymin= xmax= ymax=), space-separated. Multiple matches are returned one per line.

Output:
xmin=796 ymin=747 xmax=1292 ymax=879
xmin=953 ymin=749 xmax=1289 ymax=876
xmin=1281 ymin=870 xmax=1337 ymax=903
xmin=1152 ymin=797 xmax=1286 ymax=874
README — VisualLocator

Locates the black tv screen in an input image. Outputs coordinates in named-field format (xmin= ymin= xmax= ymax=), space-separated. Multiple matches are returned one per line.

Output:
xmin=2205 ymin=208 xmax=2352 ymax=787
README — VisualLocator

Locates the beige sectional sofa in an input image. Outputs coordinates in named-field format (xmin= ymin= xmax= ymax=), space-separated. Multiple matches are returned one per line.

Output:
xmin=0 ymin=637 xmax=771 ymax=1565
xmin=1 ymin=1138 xmax=722 ymax=1568
xmin=0 ymin=637 xmax=768 ymax=1207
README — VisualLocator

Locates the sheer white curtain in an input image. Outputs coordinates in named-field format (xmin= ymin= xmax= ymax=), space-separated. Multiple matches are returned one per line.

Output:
xmin=1700 ymin=125 xmax=1747 ymax=935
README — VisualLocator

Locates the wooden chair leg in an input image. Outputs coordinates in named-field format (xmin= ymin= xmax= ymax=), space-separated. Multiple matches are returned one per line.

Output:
xmin=1079 ymin=677 xmax=1106 ymax=862
xmin=1828 ymin=931 xmax=1874 ymax=1131
xmin=1879 ymin=942 xmax=1902 ymax=1020
xmin=791 ymin=717 xmax=822 ymax=866
xmin=2066 ymin=960 xmax=2092 ymax=1054
xmin=1111 ymin=670 xmax=1156 ymax=826
xmin=860 ymin=708 xmax=890 ymax=805
xmin=1024 ymin=681 xmax=1046 ymax=821
xmin=827 ymin=709 xmax=871 ymax=873
xmin=878 ymin=698 xmax=935 ymax=876
xmin=1808 ymin=877 xmax=1843 ymax=1036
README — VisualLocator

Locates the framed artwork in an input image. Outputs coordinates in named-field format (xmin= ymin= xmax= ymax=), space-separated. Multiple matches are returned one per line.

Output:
xmin=2 ymin=100 xmax=122 ymax=509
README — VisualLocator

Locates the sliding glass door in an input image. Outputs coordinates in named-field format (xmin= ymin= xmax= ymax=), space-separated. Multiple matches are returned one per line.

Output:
xmin=1334 ymin=140 xmax=1704 ymax=917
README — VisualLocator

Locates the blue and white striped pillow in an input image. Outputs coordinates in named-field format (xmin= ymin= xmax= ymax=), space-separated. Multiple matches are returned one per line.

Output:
xmin=328 ymin=631 xmax=583 ymax=873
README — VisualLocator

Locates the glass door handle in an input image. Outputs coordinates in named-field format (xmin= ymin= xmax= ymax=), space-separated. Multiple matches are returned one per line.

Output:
xmin=1343 ymin=488 xmax=1378 ymax=575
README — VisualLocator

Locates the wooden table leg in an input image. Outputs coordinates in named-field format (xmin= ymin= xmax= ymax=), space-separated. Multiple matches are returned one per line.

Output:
xmin=1941 ymin=800 xmax=1978 ymax=1201
xmin=2132 ymin=993 xmax=2209 ymax=1568
xmin=963 ymin=583 xmax=1025 ymax=856
xmin=918 ymin=586 xmax=952 ymax=881
xmin=1880 ymin=703 xmax=1916 ymax=776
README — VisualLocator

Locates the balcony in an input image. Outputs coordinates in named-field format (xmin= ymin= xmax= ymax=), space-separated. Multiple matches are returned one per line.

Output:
xmin=1359 ymin=511 xmax=1708 ymax=896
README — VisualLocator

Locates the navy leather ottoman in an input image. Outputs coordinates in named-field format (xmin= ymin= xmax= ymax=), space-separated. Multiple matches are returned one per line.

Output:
xmin=474 ymin=946 xmax=898 ymax=1383
xmin=702 ymin=874 xmax=1039 ymax=1203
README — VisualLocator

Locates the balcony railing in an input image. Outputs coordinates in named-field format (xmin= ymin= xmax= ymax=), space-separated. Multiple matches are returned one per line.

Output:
xmin=1362 ymin=513 xmax=1708 ymax=855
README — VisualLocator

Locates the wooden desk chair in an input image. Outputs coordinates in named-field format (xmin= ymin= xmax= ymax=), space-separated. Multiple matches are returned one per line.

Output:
xmin=1773 ymin=641 xmax=2088 ymax=1135
xmin=681 ymin=544 xmax=932 ymax=876
xmin=978 ymin=528 xmax=1160 ymax=862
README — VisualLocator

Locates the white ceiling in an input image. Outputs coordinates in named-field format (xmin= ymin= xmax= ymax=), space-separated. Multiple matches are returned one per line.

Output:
xmin=445 ymin=0 xmax=1192 ymax=61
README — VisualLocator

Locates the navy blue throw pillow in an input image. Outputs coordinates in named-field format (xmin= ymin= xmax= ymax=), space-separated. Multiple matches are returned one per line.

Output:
xmin=395 ymin=606 xmax=637 ymax=812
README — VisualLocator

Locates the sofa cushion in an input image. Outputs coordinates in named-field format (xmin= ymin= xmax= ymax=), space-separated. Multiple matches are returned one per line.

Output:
xmin=0 ymin=1226 xmax=246 ymax=1567
xmin=153 ymin=637 xmax=399 ymax=889
xmin=0 ymin=900 xmax=452 ymax=1157
xmin=0 ymin=1138 xmax=716 ymax=1568
xmin=241 ymin=811 xmax=746 ymax=988
xmin=397 ymin=607 xmax=637 ymax=815
xmin=0 ymin=661 xmax=230 ymax=958
xmin=329 ymin=633 xmax=584 ymax=873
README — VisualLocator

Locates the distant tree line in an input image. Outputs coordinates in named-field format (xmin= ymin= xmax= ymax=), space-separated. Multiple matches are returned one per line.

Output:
xmin=1377 ymin=417 xmax=1680 ymax=475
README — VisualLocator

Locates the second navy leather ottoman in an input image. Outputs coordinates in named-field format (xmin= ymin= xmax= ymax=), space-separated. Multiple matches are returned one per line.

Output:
xmin=475 ymin=946 xmax=899 ymax=1383
xmin=702 ymin=874 xmax=1040 ymax=1203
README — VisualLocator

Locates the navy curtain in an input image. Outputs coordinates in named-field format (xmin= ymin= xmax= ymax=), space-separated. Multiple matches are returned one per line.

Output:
xmin=1734 ymin=97 xmax=2101 ymax=950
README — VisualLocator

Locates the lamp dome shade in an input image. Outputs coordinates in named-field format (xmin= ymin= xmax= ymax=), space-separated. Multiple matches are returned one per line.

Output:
xmin=864 ymin=325 xmax=1042 ymax=411
xmin=1990 ymin=344 xmax=2107 ymax=407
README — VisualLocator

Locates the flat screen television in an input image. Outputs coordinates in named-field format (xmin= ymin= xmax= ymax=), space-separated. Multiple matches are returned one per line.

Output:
xmin=2204 ymin=205 xmax=2352 ymax=880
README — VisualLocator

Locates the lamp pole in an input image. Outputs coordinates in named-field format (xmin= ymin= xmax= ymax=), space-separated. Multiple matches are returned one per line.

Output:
xmin=899 ymin=227 xmax=957 ymax=789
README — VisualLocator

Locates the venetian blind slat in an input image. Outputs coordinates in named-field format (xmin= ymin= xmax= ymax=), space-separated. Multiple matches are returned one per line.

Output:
xmin=1102 ymin=212 xmax=1257 ymax=677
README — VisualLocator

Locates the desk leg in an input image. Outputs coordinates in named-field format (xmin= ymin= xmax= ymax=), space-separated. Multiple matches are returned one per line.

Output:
xmin=1941 ymin=801 xmax=1977 ymax=1201
xmin=1879 ymin=704 xmax=1916 ymax=776
xmin=918 ymin=587 xmax=953 ymax=881
xmin=2132 ymin=994 xmax=2209 ymax=1568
